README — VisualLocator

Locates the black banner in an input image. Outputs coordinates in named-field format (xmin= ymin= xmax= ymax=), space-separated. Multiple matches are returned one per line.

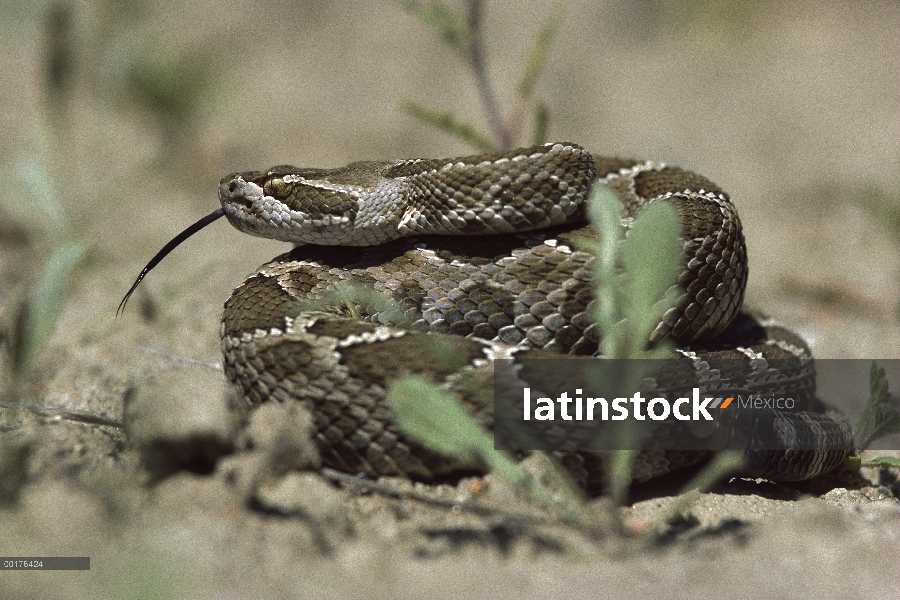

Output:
xmin=493 ymin=358 xmax=899 ymax=453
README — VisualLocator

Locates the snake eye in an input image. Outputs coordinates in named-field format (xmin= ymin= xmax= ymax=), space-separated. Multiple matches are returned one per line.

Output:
xmin=263 ymin=178 xmax=288 ymax=197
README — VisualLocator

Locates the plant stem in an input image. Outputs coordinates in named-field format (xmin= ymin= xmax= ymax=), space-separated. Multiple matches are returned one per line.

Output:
xmin=464 ymin=0 xmax=513 ymax=150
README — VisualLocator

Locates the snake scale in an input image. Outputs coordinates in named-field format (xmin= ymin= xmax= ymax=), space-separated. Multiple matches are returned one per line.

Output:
xmin=122 ymin=142 xmax=853 ymax=491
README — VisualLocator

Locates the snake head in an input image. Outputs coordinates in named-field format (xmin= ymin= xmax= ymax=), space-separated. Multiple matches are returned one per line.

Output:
xmin=219 ymin=168 xmax=311 ymax=243
xmin=218 ymin=164 xmax=402 ymax=246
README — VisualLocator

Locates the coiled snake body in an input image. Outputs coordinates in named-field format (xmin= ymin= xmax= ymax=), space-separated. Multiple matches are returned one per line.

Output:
xmin=123 ymin=142 xmax=853 ymax=489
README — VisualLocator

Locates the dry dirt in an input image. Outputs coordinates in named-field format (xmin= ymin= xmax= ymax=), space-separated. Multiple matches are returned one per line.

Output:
xmin=1 ymin=1 xmax=899 ymax=597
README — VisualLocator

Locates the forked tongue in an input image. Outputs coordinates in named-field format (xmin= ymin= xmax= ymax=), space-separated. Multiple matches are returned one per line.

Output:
xmin=117 ymin=208 xmax=226 ymax=317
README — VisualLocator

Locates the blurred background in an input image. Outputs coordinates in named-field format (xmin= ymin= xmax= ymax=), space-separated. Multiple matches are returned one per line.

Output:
xmin=2 ymin=0 xmax=899 ymax=409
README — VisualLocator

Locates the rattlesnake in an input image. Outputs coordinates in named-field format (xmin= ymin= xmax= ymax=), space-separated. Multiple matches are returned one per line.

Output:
xmin=121 ymin=142 xmax=853 ymax=489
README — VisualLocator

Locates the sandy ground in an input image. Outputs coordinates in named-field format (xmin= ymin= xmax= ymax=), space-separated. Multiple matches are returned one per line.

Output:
xmin=1 ymin=0 xmax=900 ymax=597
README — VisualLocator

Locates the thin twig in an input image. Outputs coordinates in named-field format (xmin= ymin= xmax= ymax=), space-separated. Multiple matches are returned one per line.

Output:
xmin=320 ymin=466 xmax=604 ymax=536
xmin=138 ymin=346 xmax=223 ymax=371
xmin=0 ymin=401 xmax=124 ymax=429
xmin=322 ymin=467 xmax=491 ymax=512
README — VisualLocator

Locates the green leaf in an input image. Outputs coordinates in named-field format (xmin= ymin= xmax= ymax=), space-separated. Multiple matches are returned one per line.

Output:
xmin=584 ymin=184 xmax=626 ymax=356
xmin=854 ymin=361 xmax=900 ymax=450
xmin=860 ymin=456 xmax=900 ymax=470
xmin=530 ymin=101 xmax=549 ymax=146
xmin=291 ymin=282 xmax=411 ymax=327
xmin=401 ymin=101 xmax=494 ymax=151
xmin=517 ymin=1 xmax=565 ymax=100
xmin=583 ymin=185 xmax=683 ymax=360
xmin=388 ymin=375 xmax=592 ymax=524
xmin=388 ymin=375 xmax=525 ymax=485
xmin=619 ymin=201 xmax=683 ymax=346
xmin=9 ymin=239 xmax=89 ymax=377
xmin=392 ymin=0 xmax=470 ymax=51
xmin=14 ymin=156 xmax=66 ymax=237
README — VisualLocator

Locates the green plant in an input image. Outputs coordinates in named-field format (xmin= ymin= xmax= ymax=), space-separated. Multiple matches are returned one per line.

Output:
xmin=1 ymin=6 xmax=90 ymax=391
xmin=380 ymin=1 xmax=754 ymax=532
xmin=394 ymin=0 xmax=563 ymax=150
xmin=7 ymin=239 xmax=89 ymax=379
xmin=854 ymin=362 xmax=900 ymax=449
xmin=382 ymin=181 xmax=690 ymax=528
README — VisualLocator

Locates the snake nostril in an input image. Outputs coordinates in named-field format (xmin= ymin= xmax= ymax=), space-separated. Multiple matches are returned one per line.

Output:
xmin=228 ymin=181 xmax=238 ymax=194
